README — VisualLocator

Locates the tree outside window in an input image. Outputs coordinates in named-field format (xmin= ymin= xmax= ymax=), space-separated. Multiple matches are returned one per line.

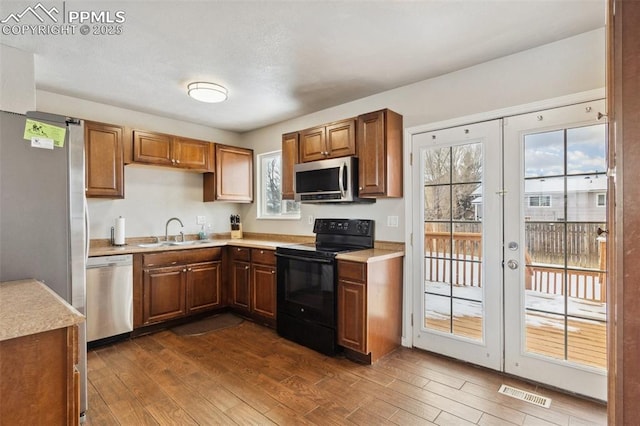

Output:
xmin=258 ymin=151 xmax=300 ymax=218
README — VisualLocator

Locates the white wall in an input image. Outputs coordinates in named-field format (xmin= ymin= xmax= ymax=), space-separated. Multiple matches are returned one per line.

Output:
xmin=240 ymin=28 xmax=606 ymax=242
xmin=0 ymin=44 xmax=35 ymax=114
xmin=36 ymin=91 xmax=244 ymax=239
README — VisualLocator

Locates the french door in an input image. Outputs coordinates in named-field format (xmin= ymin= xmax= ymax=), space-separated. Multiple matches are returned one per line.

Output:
xmin=412 ymin=100 xmax=607 ymax=400
xmin=411 ymin=119 xmax=503 ymax=370
xmin=503 ymin=100 xmax=607 ymax=400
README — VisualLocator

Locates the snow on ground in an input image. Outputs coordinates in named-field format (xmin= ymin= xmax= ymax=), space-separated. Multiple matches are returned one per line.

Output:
xmin=424 ymin=281 xmax=606 ymax=332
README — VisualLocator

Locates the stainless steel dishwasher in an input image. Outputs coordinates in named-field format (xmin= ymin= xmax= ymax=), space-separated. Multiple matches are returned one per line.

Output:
xmin=86 ymin=254 xmax=133 ymax=343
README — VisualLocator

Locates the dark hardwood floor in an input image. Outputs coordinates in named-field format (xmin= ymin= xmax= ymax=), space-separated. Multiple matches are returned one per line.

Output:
xmin=85 ymin=319 xmax=606 ymax=425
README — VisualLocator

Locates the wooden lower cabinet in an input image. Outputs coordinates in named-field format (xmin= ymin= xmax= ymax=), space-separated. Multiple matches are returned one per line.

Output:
xmin=337 ymin=256 xmax=403 ymax=363
xmin=230 ymin=260 xmax=251 ymax=312
xmin=251 ymin=249 xmax=277 ymax=325
xmin=0 ymin=326 xmax=80 ymax=425
xmin=136 ymin=248 xmax=223 ymax=327
xmin=337 ymin=280 xmax=367 ymax=352
xmin=187 ymin=261 xmax=222 ymax=313
xmin=143 ymin=264 xmax=187 ymax=324
xmin=227 ymin=246 xmax=277 ymax=326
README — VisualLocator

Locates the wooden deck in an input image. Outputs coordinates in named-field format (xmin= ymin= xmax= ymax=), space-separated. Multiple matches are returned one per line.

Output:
xmin=425 ymin=312 xmax=607 ymax=369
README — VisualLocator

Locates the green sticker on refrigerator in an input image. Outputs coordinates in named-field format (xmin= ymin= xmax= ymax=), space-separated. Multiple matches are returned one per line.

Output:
xmin=24 ymin=119 xmax=67 ymax=147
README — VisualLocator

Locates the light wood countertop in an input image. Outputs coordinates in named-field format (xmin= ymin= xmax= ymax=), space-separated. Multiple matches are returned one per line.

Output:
xmin=0 ymin=279 xmax=84 ymax=342
xmin=89 ymin=234 xmax=405 ymax=262
xmin=336 ymin=248 xmax=405 ymax=263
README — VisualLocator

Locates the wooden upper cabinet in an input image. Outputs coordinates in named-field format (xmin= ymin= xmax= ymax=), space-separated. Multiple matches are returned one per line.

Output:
xmin=173 ymin=137 xmax=210 ymax=170
xmin=281 ymin=132 xmax=299 ymax=200
xmin=204 ymin=144 xmax=253 ymax=202
xmin=133 ymin=130 xmax=173 ymax=166
xmin=357 ymin=109 xmax=403 ymax=198
xmin=299 ymin=118 xmax=356 ymax=162
xmin=85 ymin=120 xmax=124 ymax=198
xmin=132 ymin=130 xmax=212 ymax=172
xmin=326 ymin=119 xmax=357 ymax=158
xmin=299 ymin=126 xmax=326 ymax=162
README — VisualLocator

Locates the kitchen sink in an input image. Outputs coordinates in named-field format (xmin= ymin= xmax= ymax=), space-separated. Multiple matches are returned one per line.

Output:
xmin=137 ymin=242 xmax=167 ymax=248
xmin=137 ymin=240 xmax=214 ymax=248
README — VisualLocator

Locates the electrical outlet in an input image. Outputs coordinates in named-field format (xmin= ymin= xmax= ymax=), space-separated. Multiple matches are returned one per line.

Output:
xmin=387 ymin=216 xmax=399 ymax=227
xmin=196 ymin=215 xmax=206 ymax=225
xmin=308 ymin=215 xmax=314 ymax=225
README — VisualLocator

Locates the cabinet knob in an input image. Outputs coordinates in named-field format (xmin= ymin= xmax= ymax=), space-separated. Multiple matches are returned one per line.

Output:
xmin=271 ymin=270 xmax=275 ymax=274
xmin=176 ymin=160 xmax=180 ymax=164
xmin=182 ymin=268 xmax=187 ymax=272
xmin=245 ymin=266 xmax=249 ymax=270
xmin=171 ymin=159 xmax=176 ymax=164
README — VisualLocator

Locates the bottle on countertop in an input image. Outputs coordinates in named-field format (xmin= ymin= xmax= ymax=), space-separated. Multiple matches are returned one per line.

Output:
xmin=198 ymin=224 xmax=207 ymax=240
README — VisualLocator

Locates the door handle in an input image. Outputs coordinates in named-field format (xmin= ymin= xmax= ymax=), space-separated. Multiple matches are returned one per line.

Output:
xmin=507 ymin=260 xmax=519 ymax=270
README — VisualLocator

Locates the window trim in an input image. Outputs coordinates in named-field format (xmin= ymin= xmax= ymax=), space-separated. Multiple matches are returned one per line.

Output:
xmin=256 ymin=150 xmax=301 ymax=220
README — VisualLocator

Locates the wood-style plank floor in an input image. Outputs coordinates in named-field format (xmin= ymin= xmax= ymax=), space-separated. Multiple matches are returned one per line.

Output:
xmin=85 ymin=320 xmax=607 ymax=425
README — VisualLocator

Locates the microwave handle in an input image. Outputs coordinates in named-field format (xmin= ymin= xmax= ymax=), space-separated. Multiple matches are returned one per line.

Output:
xmin=339 ymin=161 xmax=346 ymax=197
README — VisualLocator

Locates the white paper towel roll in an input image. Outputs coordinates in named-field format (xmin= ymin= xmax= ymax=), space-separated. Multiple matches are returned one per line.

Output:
xmin=114 ymin=216 xmax=125 ymax=245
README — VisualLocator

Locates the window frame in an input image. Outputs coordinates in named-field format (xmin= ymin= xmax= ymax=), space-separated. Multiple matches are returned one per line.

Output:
xmin=256 ymin=150 xmax=301 ymax=220
xmin=528 ymin=195 xmax=552 ymax=208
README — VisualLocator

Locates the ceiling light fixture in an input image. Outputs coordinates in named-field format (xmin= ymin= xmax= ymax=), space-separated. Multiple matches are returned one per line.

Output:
xmin=187 ymin=82 xmax=228 ymax=103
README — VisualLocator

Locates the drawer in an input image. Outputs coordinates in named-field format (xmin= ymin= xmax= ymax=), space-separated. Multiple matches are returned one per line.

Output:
xmin=142 ymin=247 xmax=222 ymax=267
xmin=338 ymin=260 xmax=366 ymax=282
xmin=251 ymin=248 xmax=275 ymax=266
xmin=229 ymin=246 xmax=251 ymax=262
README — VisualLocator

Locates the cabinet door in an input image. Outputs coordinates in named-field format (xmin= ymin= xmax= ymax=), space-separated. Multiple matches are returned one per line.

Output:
xmin=252 ymin=264 xmax=276 ymax=320
xmin=281 ymin=132 xmax=299 ymax=200
xmin=230 ymin=261 xmax=251 ymax=312
xmin=85 ymin=121 xmax=124 ymax=198
xmin=133 ymin=130 xmax=173 ymax=166
xmin=326 ymin=119 xmax=356 ymax=158
xmin=299 ymin=126 xmax=326 ymax=162
xmin=213 ymin=144 xmax=253 ymax=202
xmin=337 ymin=280 xmax=367 ymax=353
xmin=187 ymin=261 xmax=222 ymax=313
xmin=357 ymin=109 xmax=403 ymax=197
xmin=174 ymin=137 xmax=211 ymax=171
xmin=143 ymin=265 xmax=186 ymax=324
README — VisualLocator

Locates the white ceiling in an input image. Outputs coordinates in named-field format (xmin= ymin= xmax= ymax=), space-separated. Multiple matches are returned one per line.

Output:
xmin=0 ymin=1 xmax=605 ymax=133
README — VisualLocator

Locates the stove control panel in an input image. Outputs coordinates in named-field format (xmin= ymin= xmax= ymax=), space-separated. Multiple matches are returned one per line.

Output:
xmin=313 ymin=219 xmax=374 ymax=237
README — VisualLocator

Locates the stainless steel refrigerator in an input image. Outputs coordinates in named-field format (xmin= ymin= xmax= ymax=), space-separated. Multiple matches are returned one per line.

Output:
xmin=0 ymin=110 xmax=88 ymax=421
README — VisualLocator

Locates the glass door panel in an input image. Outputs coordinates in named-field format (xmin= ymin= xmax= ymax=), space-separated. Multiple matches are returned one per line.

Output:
xmin=413 ymin=120 xmax=502 ymax=370
xmin=504 ymin=100 xmax=607 ymax=401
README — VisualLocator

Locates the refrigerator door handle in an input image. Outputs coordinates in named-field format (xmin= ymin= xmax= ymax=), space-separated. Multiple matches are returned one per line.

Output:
xmin=84 ymin=197 xmax=89 ymax=261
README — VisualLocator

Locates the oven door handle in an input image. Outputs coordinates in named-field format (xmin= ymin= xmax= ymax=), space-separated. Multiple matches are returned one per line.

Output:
xmin=275 ymin=252 xmax=335 ymax=264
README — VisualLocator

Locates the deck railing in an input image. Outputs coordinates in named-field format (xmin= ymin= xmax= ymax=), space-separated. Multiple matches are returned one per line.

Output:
xmin=424 ymin=231 xmax=607 ymax=302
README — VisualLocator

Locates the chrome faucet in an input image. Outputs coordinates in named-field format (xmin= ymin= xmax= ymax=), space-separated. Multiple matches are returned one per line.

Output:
xmin=165 ymin=217 xmax=184 ymax=242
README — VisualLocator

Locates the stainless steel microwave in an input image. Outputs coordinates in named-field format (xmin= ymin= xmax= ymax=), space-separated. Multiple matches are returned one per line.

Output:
xmin=294 ymin=156 xmax=374 ymax=203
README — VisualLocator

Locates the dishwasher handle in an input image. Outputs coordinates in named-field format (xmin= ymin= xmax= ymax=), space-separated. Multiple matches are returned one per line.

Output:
xmin=86 ymin=255 xmax=133 ymax=269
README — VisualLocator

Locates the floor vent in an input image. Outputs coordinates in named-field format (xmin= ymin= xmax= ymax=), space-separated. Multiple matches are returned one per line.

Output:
xmin=498 ymin=384 xmax=552 ymax=408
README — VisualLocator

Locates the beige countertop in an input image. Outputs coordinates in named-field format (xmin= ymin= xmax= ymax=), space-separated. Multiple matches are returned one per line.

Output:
xmin=336 ymin=248 xmax=405 ymax=263
xmin=90 ymin=235 xmax=404 ymax=262
xmin=0 ymin=279 xmax=85 ymax=342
